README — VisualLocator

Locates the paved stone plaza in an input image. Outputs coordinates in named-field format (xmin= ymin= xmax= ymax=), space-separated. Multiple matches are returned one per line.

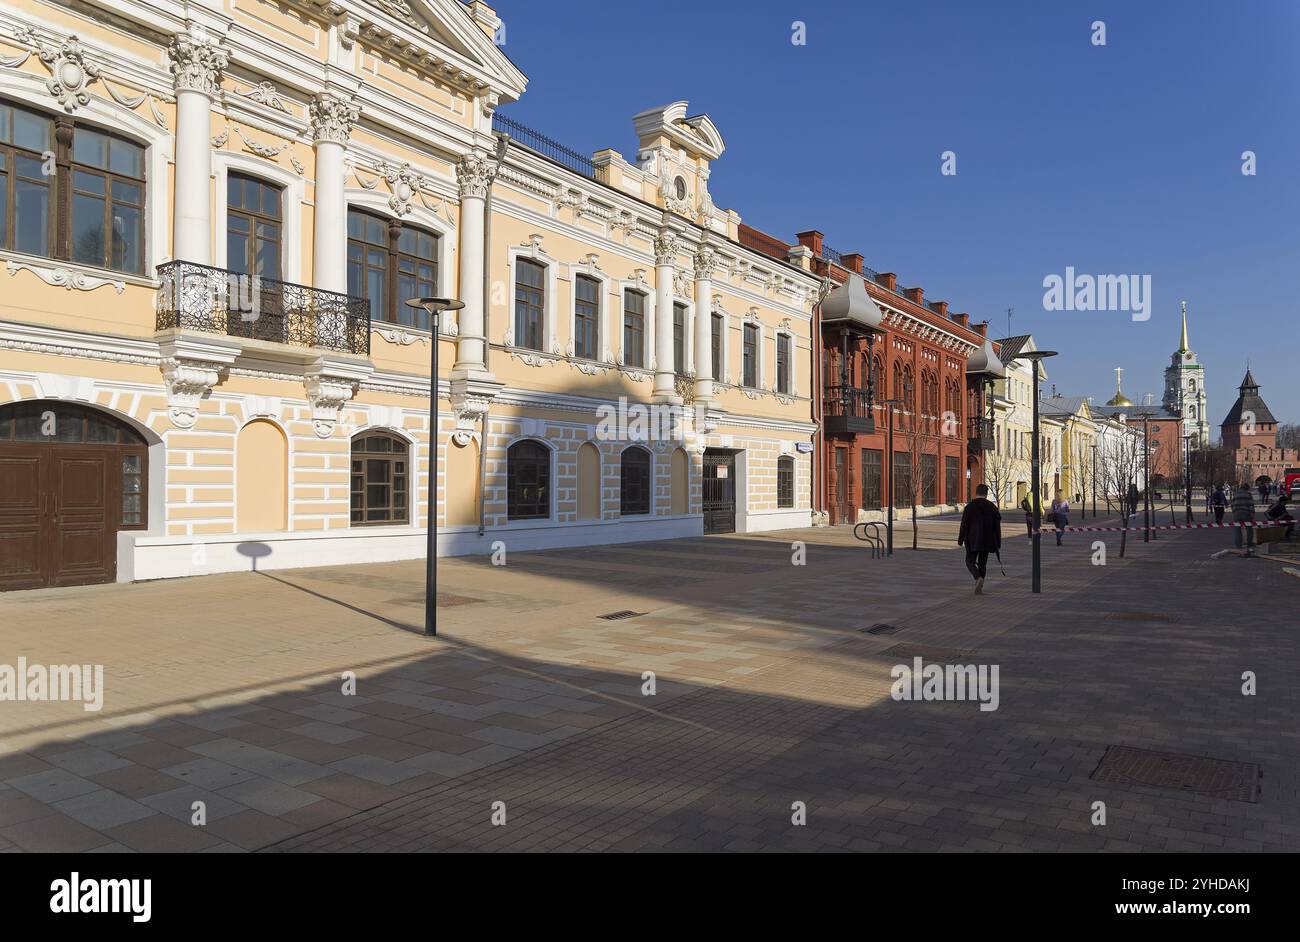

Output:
xmin=1 ymin=516 xmax=1297 ymax=852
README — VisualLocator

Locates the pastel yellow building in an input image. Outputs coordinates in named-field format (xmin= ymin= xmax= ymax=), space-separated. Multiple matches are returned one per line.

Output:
xmin=0 ymin=0 xmax=816 ymax=589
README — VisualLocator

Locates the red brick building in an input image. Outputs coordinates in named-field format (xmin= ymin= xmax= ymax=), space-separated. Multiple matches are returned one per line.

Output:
xmin=1220 ymin=369 xmax=1296 ymax=486
xmin=739 ymin=226 xmax=997 ymax=525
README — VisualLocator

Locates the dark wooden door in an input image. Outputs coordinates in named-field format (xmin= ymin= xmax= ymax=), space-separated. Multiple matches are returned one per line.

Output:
xmin=702 ymin=450 xmax=736 ymax=535
xmin=48 ymin=449 xmax=113 ymax=587
xmin=0 ymin=445 xmax=46 ymax=591
xmin=0 ymin=445 xmax=115 ymax=589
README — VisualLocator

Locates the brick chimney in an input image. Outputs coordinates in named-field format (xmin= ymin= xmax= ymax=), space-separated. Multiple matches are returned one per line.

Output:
xmin=795 ymin=230 xmax=824 ymax=256
xmin=878 ymin=272 xmax=897 ymax=291
xmin=904 ymin=286 xmax=924 ymax=305
xmin=953 ymin=312 xmax=969 ymax=328
xmin=975 ymin=321 xmax=988 ymax=338
xmin=842 ymin=253 xmax=863 ymax=274
xmin=931 ymin=300 xmax=948 ymax=317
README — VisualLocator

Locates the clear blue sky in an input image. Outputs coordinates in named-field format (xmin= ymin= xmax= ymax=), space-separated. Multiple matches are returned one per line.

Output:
xmin=489 ymin=0 xmax=1299 ymax=429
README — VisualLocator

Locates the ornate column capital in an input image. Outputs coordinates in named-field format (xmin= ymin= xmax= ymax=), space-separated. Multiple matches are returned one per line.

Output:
xmin=168 ymin=32 xmax=227 ymax=98
xmin=654 ymin=231 xmax=679 ymax=267
xmin=456 ymin=150 xmax=494 ymax=200
xmin=310 ymin=92 xmax=360 ymax=146
xmin=694 ymin=245 xmax=717 ymax=278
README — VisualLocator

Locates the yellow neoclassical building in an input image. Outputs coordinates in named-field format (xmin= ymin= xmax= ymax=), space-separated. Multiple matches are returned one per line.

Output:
xmin=0 ymin=0 xmax=817 ymax=589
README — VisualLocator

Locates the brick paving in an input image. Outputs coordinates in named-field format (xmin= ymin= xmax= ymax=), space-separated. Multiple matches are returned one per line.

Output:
xmin=1 ymin=514 xmax=1297 ymax=852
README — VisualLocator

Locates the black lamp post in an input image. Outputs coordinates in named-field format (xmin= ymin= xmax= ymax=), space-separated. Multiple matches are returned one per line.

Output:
xmin=1183 ymin=433 xmax=1195 ymax=524
xmin=1090 ymin=442 xmax=1098 ymax=520
xmin=1020 ymin=350 xmax=1057 ymax=593
xmin=1131 ymin=409 xmax=1156 ymax=543
xmin=881 ymin=395 xmax=905 ymax=556
xmin=405 ymin=296 xmax=465 ymax=637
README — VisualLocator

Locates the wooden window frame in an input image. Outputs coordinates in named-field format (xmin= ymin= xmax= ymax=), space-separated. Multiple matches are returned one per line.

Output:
xmin=346 ymin=207 xmax=439 ymax=330
xmin=350 ymin=432 xmax=410 ymax=526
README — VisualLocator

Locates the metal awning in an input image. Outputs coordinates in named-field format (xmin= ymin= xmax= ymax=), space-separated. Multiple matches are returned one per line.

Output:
xmin=966 ymin=339 xmax=1006 ymax=378
xmin=821 ymin=276 xmax=883 ymax=332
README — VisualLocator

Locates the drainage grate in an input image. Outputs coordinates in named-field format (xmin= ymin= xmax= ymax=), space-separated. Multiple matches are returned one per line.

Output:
xmin=1106 ymin=611 xmax=1174 ymax=622
xmin=597 ymin=610 xmax=644 ymax=621
xmin=862 ymin=623 xmax=905 ymax=635
xmin=1091 ymin=745 xmax=1260 ymax=803
xmin=880 ymin=643 xmax=976 ymax=661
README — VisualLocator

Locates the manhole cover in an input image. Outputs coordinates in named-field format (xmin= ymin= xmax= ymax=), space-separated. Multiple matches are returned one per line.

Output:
xmin=880 ymin=643 xmax=976 ymax=661
xmin=597 ymin=610 xmax=644 ymax=621
xmin=862 ymin=623 xmax=905 ymax=635
xmin=1106 ymin=611 xmax=1174 ymax=623
xmin=1091 ymin=745 xmax=1259 ymax=802
xmin=435 ymin=593 xmax=483 ymax=608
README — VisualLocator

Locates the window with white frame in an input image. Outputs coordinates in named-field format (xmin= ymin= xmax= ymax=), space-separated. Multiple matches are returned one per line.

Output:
xmin=623 ymin=289 xmax=646 ymax=368
xmin=776 ymin=332 xmax=792 ymax=394
xmin=742 ymin=323 xmax=758 ymax=388
xmin=711 ymin=313 xmax=724 ymax=382
xmin=673 ymin=302 xmax=687 ymax=375
xmin=574 ymin=273 xmax=599 ymax=360
xmin=513 ymin=258 xmax=546 ymax=351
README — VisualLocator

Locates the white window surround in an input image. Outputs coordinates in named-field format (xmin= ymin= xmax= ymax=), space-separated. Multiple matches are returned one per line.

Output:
xmin=0 ymin=75 xmax=171 ymax=276
xmin=502 ymin=435 xmax=556 ymax=523
xmin=565 ymin=258 xmax=612 ymax=363
xmin=505 ymin=241 xmax=560 ymax=354
xmin=674 ymin=298 xmax=695 ymax=377
xmin=615 ymin=277 xmax=655 ymax=373
xmin=741 ymin=315 xmax=765 ymax=389
xmin=774 ymin=328 xmax=796 ymax=395
xmin=711 ymin=305 xmax=730 ymax=386
xmin=214 ymin=153 xmax=305 ymax=284
xmin=351 ymin=423 xmax=421 ymax=532
xmin=345 ymin=188 xmax=455 ymax=332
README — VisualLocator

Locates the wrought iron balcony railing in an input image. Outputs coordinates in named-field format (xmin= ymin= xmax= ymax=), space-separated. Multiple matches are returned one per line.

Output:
xmin=969 ymin=416 xmax=995 ymax=451
xmin=156 ymin=261 xmax=371 ymax=356
xmin=824 ymin=384 xmax=876 ymax=435
xmin=492 ymin=113 xmax=596 ymax=179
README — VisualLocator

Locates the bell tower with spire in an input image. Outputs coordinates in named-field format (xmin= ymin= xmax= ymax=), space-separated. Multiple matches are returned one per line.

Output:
xmin=1162 ymin=300 xmax=1209 ymax=445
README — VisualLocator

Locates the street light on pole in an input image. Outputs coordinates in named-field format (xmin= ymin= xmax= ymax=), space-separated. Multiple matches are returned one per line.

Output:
xmin=1090 ymin=442 xmax=1098 ymax=521
xmin=880 ymin=396 xmax=905 ymax=556
xmin=1131 ymin=409 xmax=1156 ymax=543
xmin=1183 ymin=433 xmax=1195 ymax=524
xmin=1020 ymin=350 xmax=1057 ymax=594
xmin=405 ymin=296 xmax=465 ymax=637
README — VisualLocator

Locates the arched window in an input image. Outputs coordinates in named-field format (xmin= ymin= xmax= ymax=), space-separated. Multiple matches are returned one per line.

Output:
xmin=620 ymin=446 xmax=652 ymax=516
xmin=777 ymin=455 xmax=795 ymax=509
xmin=0 ymin=99 xmax=145 ymax=274
xmin=507 ymin=440 xmax=550 ymax=520
xmin=350 ymin=432 xmax=409 ymax=525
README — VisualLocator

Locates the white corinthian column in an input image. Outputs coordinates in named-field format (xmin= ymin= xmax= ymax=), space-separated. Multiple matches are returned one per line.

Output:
xmin=168 ymin=30 xmax=227 ymax=265
xmin=693 ymin=244 xmax=716 ymax=403
xmin=309 ymin=91 xmax=360 ymax=296
xmin=453 ymin=150 xmax=492 ymax=377
xmin=653 ymin=229 xmax=679 ymax=403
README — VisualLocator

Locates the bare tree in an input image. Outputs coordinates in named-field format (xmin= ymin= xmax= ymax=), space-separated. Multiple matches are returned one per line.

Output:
xmin=1097 ymin=425 xmax=1144 ymax=556
xmin=983 ymin=444 xmax=1018 ymax=510
xmin=899 ymin=425 xmax=941 ymax=550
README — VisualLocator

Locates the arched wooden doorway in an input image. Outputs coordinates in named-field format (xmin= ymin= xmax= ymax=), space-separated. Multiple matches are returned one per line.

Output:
xmin=0 ymin=401 xmax=148 ymax=590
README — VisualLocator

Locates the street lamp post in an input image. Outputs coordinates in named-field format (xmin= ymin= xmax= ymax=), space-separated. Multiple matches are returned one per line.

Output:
xmin=1131 ymin=409 xmax=1156 ymax=543
xmin=1021 ymin=351 xmax=1057 ymax=593
xmin=1183 ymin=433 xmax=1194 ymax=524
xmin=405 ymin=296 xmax=465 ymax=636
xmin=881 ymin=396 xmax=905 ymax=556
xmin=1090 ymin=442 xmax=1098 ymax=521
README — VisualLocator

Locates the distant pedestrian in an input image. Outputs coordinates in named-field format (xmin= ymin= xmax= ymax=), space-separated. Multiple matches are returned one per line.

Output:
xmin=1211 ymin=484 xmax=1227 ymax=525
xmin=1019 ymin=494 xmax=1034 ymax=540
xmin=1259 ymin=482 xmax=1269 ymax=505
xmin=1127 ymin=482 xmax=1140 ymax=519
xmin=1232 ymin=482 xmax=1257 ymax=556
xmin=958 ymin=484 xmax=1002 ymax=596
xmin=1050 ymin=491 xmax=1070 ymax=545
xmin=1266 ymin=494 xmax=1295 ymax=540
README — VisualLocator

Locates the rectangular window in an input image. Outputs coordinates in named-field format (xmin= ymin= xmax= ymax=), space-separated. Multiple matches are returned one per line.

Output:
xmin=945 ymin=455 xmax=960 ymax=504
xmin=861 ymin=448 xmax=882 ymax=511
xmin=226 ymin=173 xmax=282 ymax=280
xmin=742 ymin=323 xmax=758 ymax=388
xmin=514 ymin=258 xmax=545 ymax=350
xmin=776 ymin=333 xmax=792 ymax=394
xmin=711 ymin=313 xmax=723 ymax=381
xmin=346 ymin=209 xmax=438 ymax=328
xmin=922 ymin=453 xmax=938 ymax=505
xmin=575 ymin=274 xmax=599 ymax=360
xmin=623 ymin=290 xmax=645 ymax=368
xmin=893 ymin=451 xmax=911 ymax=506
xmin=672 ymin=302 xmax=687 ymax=375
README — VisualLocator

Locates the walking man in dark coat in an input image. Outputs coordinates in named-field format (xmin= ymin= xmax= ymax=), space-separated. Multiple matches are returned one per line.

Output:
xmin=958 ymin=484 xmax=1002 ymax=595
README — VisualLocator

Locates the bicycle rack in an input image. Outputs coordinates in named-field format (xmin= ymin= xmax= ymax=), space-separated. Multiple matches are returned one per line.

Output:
xmin=854 ymin=521 xmax=887 ymax=558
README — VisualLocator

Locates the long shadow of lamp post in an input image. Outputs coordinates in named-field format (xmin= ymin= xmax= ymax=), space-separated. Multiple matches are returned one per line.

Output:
xmin=406 ymin=296 xmax=465 ymax=636
xmin=1019 ymin=350 xmax=1057 ymax=593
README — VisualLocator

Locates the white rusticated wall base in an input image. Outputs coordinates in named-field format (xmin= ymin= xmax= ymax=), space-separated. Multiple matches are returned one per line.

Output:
xmin=118 ymin=528 xmax=427 ymax=582
xmin=437 ymin=515 xmax=702 ymax=557
xmin=736 ymin=508 xmax=814 ymax=533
